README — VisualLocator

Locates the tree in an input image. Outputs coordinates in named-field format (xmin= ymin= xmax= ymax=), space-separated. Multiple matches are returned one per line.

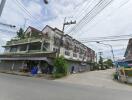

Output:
xmin=17 ymin=28 xmax=25 ymax=39
xmin=104 ymin=59 xmax=113 ymax=68
xmin=53 ymin=56 xmax=68 ymax=78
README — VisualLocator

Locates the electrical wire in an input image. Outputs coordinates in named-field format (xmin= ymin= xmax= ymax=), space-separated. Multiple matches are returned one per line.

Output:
xmin=14 ymin=0 xmax=43 ymax=29
xmin=81 ymin=38 xmax=129 ymax=43
xmin=67 ymin=0 xmax=113 ymax=34
xmin=67 ymin=0 xmax=104 ymax=33
xmin=77 ymin=0 xmax=131 ymax=35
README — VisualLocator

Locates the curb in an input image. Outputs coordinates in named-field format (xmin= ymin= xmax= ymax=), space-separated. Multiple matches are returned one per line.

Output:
xmin=0 ymin=71 xmax=54 ymax=80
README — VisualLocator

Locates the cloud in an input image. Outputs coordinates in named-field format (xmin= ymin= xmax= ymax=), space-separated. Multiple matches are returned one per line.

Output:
xmin=0 ymin=0 xmax=131 ymax=59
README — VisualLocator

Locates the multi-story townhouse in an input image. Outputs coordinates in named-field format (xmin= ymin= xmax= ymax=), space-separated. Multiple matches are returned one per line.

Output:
xmin=124 ymin=38 xmax=132 ymax=59
xmin=0 ymin=25 xmax=95 ymax=73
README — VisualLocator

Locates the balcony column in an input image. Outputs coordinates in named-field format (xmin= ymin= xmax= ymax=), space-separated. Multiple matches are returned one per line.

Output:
xmin=26 ymin=44 xmax=29 ymax=52
xmin=11 ymin=61 xmax=15 ymax=71
xmin=26 ymin=38 xmax=30 ymax=52
xmin=41 ymin=39 xmax=44 ymax=52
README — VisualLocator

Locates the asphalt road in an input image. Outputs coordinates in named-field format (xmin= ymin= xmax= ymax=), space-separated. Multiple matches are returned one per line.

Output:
xmin=56 ymin=69 xmax=132 ymax=91
xmin=0 ymin=73 xmax=132 ymax=100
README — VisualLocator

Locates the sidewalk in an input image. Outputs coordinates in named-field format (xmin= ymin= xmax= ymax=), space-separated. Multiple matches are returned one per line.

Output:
xmin=0 ymin=70 xmax=53 ymax=79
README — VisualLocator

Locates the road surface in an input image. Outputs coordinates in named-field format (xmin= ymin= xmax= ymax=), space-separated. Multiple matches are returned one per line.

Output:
xmin=0 ymin=70 xmax=132 ymax=100
xmin=56 ymin=69 xmax=132 ymax=91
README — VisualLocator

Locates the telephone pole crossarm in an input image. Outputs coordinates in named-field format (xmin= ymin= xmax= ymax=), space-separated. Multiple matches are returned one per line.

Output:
xmin=57 ymin=18 xmax=76 ymax=57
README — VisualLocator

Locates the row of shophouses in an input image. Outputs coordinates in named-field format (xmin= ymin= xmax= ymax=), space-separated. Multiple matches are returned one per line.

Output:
xmin=0 ymin=25 xmax=95 ymax=74
xmin=124 ymin=38 xmax=132 ymax=60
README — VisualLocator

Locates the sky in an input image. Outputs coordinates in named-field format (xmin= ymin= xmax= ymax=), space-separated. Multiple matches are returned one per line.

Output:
xmin=0 ymin=0 xmax=132 ymax=60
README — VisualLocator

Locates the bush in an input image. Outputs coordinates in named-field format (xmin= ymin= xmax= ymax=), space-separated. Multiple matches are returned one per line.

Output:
xmin=53 ymin=56 xmax=68 ymax=78
xmin=53 ymin=73 xmax=66 ymax=78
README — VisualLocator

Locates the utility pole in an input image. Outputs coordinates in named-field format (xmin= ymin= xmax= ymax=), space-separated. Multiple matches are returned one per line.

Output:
xmin=23 ymin=18 xmax=28 ymax=30
xmin=98 ymin=52 xmax=103 ymax=69
xmin=98 ymin=52 xmax=103 ymax=57
xmin=96 ymin=42 xmax=115 ymax=62
xmin=57 ymin=17 xmax=76 ymax=57
xmin=96 ymin=53 xmax=98 ymax=63
xmin=0 ymin=0 xmax=6 ymax=17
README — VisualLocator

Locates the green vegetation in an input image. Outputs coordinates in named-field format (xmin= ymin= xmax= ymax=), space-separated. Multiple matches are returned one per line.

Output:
xmin=53 ymin=56 xmax=68 ymax=78
xmin=104 ymin=59 xmax=113 ymax=68
xmin=17 ymin=28 xmax=25 ymax=39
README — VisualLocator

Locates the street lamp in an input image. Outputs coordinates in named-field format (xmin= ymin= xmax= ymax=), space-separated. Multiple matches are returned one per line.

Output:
xmin=43 ymin=0 xmax=48 ymax=4
xmin=96 ymin=41 xmax=115 ymax=62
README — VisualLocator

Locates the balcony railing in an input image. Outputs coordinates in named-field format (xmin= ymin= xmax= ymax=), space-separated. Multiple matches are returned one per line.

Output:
xmin=6 ymin=37 xmax=50 ymax=46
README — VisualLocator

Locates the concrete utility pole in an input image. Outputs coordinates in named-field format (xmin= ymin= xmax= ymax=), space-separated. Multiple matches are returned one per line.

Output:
xmin=0 ymin=0 xmax=6 ymax=17
xmin=23 ymin=18 xmax=28 ymax=30
xmin=57 ymin=17 xmax=76 ymax=57
xmin=96 ymin=42 xmax=115 ymax=62
xmin=98 ymin=52 xmax=103 ymax=58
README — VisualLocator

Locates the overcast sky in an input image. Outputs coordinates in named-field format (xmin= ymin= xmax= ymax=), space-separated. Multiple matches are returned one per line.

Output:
xmin=0 ymin=0 xmax=132 ymax=60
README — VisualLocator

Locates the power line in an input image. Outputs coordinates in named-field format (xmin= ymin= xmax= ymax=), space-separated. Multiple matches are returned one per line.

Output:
xmin=78 ymin=34 xmax=132 ymax=40
xmin=0 ymin=28 xmax=16 ymax=34
xmin=67 ymin=0 xmax=113 ymax=34
xmin=72 ymin=0 xmax=113 ymax=34
xmin=78 ymin=0 xmax=131 ymax=35
xmin=65 ymin=0 xmax=94 ymax=31
xmin=14 ymin=0 xmax=42 ymax=29
xmin=81 ymin=38 xmax=129 ymax=43
xmin=65 ymin=0 xmax=100 ymax=32
xmin=67 ymin=0 xmax=104 ymax=33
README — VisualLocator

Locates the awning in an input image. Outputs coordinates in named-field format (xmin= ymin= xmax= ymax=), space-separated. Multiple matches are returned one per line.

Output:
xmin=0 ymin=57 xmax=48 ymax=61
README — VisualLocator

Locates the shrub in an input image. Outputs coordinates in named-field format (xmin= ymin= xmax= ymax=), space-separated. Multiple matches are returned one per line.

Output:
xmin=53 ymin=56 xmax=68 ymax=78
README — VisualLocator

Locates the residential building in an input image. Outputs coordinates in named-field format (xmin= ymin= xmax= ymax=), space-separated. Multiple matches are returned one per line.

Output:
xmin=0 ymin=25 xmax=95 ymax=73
xmin=124 ymin=38 xmax=132 ymax=59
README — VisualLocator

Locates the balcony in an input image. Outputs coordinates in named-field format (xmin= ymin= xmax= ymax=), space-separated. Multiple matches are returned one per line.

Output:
xmin=3 ymin=49 xmax=50 ymax=55
xmin=5 ymin=37 xmax=50 ymax=46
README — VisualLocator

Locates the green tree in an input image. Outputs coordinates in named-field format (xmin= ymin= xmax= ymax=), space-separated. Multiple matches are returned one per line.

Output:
xmin=17 ymin=28 xmax=25 ymax=39
xmin=104 ymin=59 xmax=113 ymax=68
xmin=53 ymin=56 xmax=68 ymax=78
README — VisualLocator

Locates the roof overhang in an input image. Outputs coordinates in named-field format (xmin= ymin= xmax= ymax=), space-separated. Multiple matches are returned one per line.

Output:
xmin=0 ymin=57 xmax=48 ymax=61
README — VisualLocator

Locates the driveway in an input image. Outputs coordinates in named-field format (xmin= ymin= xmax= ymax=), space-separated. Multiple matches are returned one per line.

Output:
xmin=55 ymin=69 xmax=132 ymax=91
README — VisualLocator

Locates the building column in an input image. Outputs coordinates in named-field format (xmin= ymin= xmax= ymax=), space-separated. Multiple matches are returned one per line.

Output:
xmin=26 ymin=38 xmax=31 ymax=52
xmin=37 ymin=61 xmax=41 ymax=74
xmin=21 ymin=60 xmax=25 ymax=69
xmin=11 ymin=61 xmax=15 ymax=71
xmin=41 ymin=39 xmax=44 ymax=52
xmin=26 ymin=43 xmax=30 ymax=52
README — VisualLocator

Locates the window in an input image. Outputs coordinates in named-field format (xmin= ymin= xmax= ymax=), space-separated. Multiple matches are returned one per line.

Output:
xmin=5 ymin=47 xmax=10 ymax=52
xmin=54 ymin=36 xmax=60 ymax=46
xmin=79 ymin=55 xmax=83 ymax=59
xmin=19 ymin=44 xmax=27 ymax=51
xmin=65 ymin=50 xmax=70 ymax=56
xmin=29 ymin=42 xmax=41 ymax=50
xmin=53 ymin=48 xmax=58 ymax=52
xmin=73 ymin=53 xmax=77 ymax=58
xmin=10 ymin=46 xmax=18 ymax=52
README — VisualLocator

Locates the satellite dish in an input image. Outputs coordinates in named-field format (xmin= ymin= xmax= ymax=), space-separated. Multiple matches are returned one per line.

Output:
xmin=44 ymin=0 xmax=48 ymax=4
